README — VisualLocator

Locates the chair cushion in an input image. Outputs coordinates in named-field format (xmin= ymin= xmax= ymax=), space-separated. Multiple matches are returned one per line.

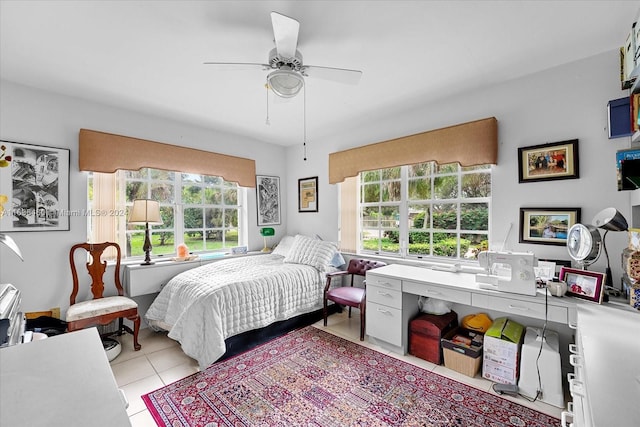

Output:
xmin=327 ymin=287 xmax=365 ymax=307
xmin=66 ymin=296 xmax=138 ymax=322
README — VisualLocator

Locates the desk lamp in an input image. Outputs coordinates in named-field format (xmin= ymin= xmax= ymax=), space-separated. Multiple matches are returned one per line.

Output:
xmin=592 ymin=207 xmax=628 ymax=290
xmin=128 ymin=199 xmax=163 ymax=265
xmin=260 ymin=227 xmax=275 ymax=252
xmin=0 ymin=233 xmax=23 ymax=261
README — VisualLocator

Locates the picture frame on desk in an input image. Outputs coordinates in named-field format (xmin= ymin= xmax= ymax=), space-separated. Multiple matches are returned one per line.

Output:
xmin=559 ymin=267 xmax=605 ymax=304
xmin=517 ymin=139 xmax=579 ymax=183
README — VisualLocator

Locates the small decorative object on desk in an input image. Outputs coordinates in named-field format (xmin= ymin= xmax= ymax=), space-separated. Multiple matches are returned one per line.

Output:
xmin=630 ymin=287 xmax=640 ymax=310
xmin=172 ymin=243 xmax=196 ymax=261
xmin=172 ymin=255 xmax=198 ymax=262
xmin=629 ymin=228 xmax=640 ymax=251
xmin=231 ymin=246 xmax=248 ymax=255
xmin=177 ymin=243 xmax=189 ymax=258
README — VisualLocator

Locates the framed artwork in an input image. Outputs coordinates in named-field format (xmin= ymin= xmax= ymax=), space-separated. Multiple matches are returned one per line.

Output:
xmin=298 ymin=176 xmax=318 ymax=213
xmin=519 ymin=207 xmax=581 ymax=246
xmin=518 ymin=139 xmax=579 ymax=183
xmin=256 ymin=175 xmax=281 ymax=226
xmin=559 ymin=267 xmax=605 ymax=303
xmin=0 ymin=141 xmax=70 ymax=232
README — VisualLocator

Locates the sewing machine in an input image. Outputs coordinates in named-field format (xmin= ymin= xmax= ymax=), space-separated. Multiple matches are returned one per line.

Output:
xmin=476 ymin=251 xmax=538 ymax=296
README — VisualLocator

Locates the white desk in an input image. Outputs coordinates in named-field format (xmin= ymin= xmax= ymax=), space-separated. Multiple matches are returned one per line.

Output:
xmin=365 ymin=263 xmax=577 ymax=354
xmin=0 ymin=328 xmax=131 ymax=427
xmin=567 ymin=303 xmax=640 ymax=427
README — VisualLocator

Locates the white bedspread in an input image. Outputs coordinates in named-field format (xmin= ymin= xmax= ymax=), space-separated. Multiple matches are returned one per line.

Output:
xmin=145 ymin=254 xmax=327 ymax=368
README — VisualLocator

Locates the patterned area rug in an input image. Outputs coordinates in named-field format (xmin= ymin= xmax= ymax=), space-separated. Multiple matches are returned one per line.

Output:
xmin=143 ymin=327 xmax=559 ymax=426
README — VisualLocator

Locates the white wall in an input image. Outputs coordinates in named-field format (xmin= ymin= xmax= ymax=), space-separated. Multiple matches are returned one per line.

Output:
xmin=0 ymin=49 xmax=633 ymax=315
xmin=285 ymin=49 xmax=630 ymax=286
xmin=0 ymin=80 xmax=287 ymax=313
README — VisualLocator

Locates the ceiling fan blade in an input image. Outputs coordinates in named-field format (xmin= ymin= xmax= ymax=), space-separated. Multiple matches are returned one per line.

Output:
xmin=302 ymin=65 xmax=362 ymax=85
xmin=271 ymin=11 xmax=299 ymax=60
xmin=203 ymin=62 xmax=270 ymax=71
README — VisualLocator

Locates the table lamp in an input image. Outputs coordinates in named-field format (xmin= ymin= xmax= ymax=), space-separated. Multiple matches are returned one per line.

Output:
xmin=128 ymin=199 xmax=163 ymax=265
xmin=260 ymin=227 xmax=275 ymax=252
xmin=592 ymin=207 xmax=628 ymax=290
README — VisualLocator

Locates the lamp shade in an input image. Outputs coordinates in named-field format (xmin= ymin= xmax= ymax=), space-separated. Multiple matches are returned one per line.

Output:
xmin=260 ymin=227 xmax=275 ymax=237
xmin=592 ymin=207 xmax=628 ymax=231
xmin=0 ymin=233 xmax=23 ymax=261
xmin=128 ymin=199 xmax=163 ymax=225
xmin=267 ymin=70 xmax=304 ymax=98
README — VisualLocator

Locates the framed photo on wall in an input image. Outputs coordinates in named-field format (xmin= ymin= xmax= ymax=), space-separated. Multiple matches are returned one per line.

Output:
xmin=0 ymin=140 xmax=70 ymax=232
xmin=559 ymin=267 xmax=605 ymax=303
xmin=519 ymin=207 xmax=581 ymax=246
xmin=256 ymin=175 xmax=281 ymax=226
xmin=298 ymin=176 xmax=318 ymax=213
xmin=517 ymin=139 xmax=579 ymax=183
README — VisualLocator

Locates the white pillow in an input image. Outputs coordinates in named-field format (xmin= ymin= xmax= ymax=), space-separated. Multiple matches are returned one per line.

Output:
xmin=284 ymin=235 xmax=338 ymax=271
xmin=271 ymin=235 xmax=295 ymax=257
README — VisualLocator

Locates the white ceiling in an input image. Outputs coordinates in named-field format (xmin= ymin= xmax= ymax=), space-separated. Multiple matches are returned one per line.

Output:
xmin=1 ymin=1 xmax=638 ymax=146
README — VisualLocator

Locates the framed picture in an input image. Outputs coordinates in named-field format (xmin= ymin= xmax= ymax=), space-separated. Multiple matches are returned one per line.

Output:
xmin=518 ymin=139 xmax=579 ymax=183
xmin=519 ymin=207 xmax=581 ymax=246
xmin=256 ymin=175 xmax=281 ymax=226
xmin=0 ymin=141 xmax=70 ymax=232
xmin=298 ymin=176 xmax=318 ymax=213
xmin=559 ymin=267 xmax=605 ymax=303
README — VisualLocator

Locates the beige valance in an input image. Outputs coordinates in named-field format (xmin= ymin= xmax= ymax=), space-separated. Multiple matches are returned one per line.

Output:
xmin=328 ymin=117 xmax=498 ymax=184
xmin=79 ymin=129 xmax=257 ymax=187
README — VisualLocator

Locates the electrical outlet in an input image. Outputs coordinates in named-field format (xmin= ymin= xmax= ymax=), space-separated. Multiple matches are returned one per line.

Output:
xmin=50 ymin=307 xmax=60 ymax=319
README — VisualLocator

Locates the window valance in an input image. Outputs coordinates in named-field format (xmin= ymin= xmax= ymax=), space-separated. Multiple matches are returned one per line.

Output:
xmin=79 ymin=129 xmax=257 ymax=187
xmin=328 ymin=117 xmax=498 ymax=184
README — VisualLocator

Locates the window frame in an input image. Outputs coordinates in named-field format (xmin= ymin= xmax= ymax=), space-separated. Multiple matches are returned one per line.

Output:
xmin=358 ymin=162 xmax=491 ymax=261
xmin=88 ymin=169 xmax=247 ymax=260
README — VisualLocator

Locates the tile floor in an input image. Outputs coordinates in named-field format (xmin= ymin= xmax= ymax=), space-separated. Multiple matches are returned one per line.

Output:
xmin=110 ymin=310 xmax=564 ymax=426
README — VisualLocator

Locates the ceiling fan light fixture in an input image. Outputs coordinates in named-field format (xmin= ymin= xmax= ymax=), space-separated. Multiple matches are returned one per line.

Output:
xmin=267 ymin=69 xmax=304 ymax=98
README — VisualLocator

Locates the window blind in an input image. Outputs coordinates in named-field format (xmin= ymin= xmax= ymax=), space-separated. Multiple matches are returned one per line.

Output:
xmin=328 ymin=117 xmax=498 ymax=184
xmin=79 ymin=129 xmax=257 ymax=187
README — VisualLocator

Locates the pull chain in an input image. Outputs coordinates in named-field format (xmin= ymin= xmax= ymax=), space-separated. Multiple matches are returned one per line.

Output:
xmin=303 ymin=85 xmax=307 ymax=161
xmin=265 ymin=80 xmax=270 ymax=125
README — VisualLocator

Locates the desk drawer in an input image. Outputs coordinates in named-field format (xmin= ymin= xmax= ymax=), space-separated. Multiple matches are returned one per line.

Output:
xmin=366 ymin=274 xmax=401 ymax=291
xmin=472 ymin=294 xmax=568 ymax=323
xmin=367 ymin=284 xmax=402 ymax=309
xmin=403 ymin=280 xmax=472 ymax=305
xmin=366 ymin=301 xmax=402 ymax=347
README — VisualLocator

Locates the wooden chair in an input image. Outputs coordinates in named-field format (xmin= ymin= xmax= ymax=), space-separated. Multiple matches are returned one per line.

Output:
xmin=66 ymin=242 xmax=141 ymax=351
xmin=323 ymin=258 xmax=387 ymax=341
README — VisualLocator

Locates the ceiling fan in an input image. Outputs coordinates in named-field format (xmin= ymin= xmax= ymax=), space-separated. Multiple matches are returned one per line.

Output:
xmin=204 ymin=11 xmax=362 ymax=98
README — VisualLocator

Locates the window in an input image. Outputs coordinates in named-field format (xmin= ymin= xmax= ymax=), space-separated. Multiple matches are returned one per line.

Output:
xmin=359 ymin=162 xmax=490 ymax=260
xmin=88 ymin=168 xmax=246 ymax=259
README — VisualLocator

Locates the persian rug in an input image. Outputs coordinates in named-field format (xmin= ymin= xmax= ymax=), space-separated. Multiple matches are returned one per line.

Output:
xmin=143 ymin=327 xmax=560 ymax=426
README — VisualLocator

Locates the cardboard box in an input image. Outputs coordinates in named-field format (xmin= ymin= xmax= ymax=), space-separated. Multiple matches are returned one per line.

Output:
xmin=482 ymin=317 xmax=524 ymax=385
xmin=442 ymin=328 xmax=483 ymax=377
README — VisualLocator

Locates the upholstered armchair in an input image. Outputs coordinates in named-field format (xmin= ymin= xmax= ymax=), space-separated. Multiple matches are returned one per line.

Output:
xmin=323 ymin=258 xmax=387 ymax=340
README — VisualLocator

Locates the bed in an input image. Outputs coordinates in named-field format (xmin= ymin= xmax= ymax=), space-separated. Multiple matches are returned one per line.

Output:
xmin=145 ymin=235 xmax=343 ymax=368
